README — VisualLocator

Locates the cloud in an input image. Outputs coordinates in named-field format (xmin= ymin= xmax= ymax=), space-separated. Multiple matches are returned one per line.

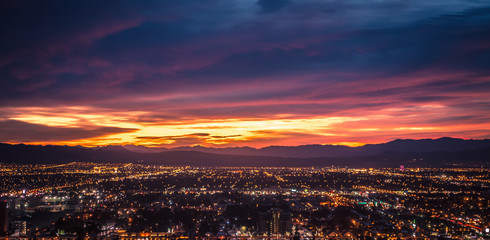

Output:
xmin=135 ymin=133 xmax=238 ymax=147
xmin=0 ymin=120 xmax=138 ymax=143
xmin=257 ymin=0 xmax=290 ymax=14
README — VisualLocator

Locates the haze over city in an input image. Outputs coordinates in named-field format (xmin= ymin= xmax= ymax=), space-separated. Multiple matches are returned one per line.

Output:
xmin=1 ymin=0 xmax=490 ymax=148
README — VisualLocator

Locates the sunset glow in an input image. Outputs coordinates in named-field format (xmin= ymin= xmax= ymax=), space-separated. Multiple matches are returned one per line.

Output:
xmin=1 ymin=1 xmax=489 ymax=148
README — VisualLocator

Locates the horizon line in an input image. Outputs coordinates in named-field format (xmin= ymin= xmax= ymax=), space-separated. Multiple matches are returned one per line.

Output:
xmin=1 ymin=136 xmax=486 ymax=149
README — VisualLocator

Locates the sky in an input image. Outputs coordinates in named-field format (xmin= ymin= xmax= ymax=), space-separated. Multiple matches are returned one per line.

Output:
xmin=1 ymin=0 xmax=490 ymax=148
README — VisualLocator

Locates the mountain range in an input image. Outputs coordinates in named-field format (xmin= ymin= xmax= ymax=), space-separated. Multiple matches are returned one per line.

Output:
xmin=1 ymin=137 xmax=489 ymax=167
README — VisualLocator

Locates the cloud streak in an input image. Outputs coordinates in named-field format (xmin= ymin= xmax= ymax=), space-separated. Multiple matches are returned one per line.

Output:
xmin=0 ymin=120 xmax=137 ymax=143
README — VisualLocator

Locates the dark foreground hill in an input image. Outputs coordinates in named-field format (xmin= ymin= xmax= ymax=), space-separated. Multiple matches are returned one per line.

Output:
xmin=0 ymin=140 xmax=489 ymax=168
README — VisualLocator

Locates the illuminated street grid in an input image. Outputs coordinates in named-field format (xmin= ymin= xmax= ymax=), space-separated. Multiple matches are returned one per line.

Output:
xmin=0 ymin=163 xmax=488 ymax=239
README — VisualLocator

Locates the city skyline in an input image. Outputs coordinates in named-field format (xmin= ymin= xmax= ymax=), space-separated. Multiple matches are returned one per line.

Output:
xmin=1 ymin=1 xmax=490 ymax=147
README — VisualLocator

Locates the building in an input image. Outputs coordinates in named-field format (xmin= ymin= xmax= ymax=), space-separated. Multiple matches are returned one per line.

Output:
xmin=266 ymin=209 xmax=292 ymax=236
xmin=11 ymin=220 xmax=27 ymax=236
xmin=280 ymin=211 xmax=292 ymax=235
xmin=258 ymin=212 xmax=269 ymax=235
xmin=271 ymin=209 xmax=281 ymax=235
xmin=0 ymin=201 xmax=8 ymax=235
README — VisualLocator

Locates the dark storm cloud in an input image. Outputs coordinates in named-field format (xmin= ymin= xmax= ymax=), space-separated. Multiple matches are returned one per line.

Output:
xmin=0 ymin=120 xmax=138 ymax=143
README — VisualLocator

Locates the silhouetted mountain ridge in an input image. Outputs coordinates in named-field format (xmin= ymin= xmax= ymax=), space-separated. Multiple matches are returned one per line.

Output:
xmin=0 ymin=137 xmax=489 ymax=167
xmin=104 ymin=137 xmax=490 ymax=158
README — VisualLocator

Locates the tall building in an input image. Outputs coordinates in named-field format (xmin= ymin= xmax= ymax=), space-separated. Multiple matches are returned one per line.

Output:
xmin=280 ymin=211 xmax=292 ymax=235
xmin=0 ymin=201 xmax=8 ymax=235
xmin=258 ymin=212 xmax=269 ymax=235
xmin=271 ymin=209 xmax=281 ymax=235
xmin=268 ymin=209 xmax=292 ymax=235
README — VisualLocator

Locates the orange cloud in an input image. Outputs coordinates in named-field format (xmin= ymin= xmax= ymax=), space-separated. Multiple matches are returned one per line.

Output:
xmin=1 ymin=102 xmax=490 ymax=148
